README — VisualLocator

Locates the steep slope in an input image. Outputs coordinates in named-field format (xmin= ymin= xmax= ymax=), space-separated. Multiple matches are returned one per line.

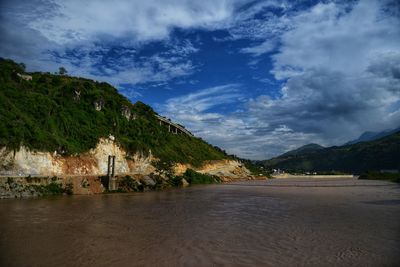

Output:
xmin=0 ymin=58 xmax=230 ymax=171
xmin=262 ymin=132 xmax=400 ymax=174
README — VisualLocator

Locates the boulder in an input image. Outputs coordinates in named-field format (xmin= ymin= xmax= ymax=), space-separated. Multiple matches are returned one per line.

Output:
xmin=141 ymin=176 xmax=156 ymax=186
xmin=180 ymin=178 xmax=190 ymax=187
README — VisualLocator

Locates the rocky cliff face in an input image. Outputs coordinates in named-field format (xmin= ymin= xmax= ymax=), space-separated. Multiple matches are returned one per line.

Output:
xmin=0 ymin=138 xmax=252 ymax=180
xmin=173 ymin=160 xmax=253 ymax=181
xmin=0 ymin=138 xmax=155 ymax=176
xmin=0 ymin=138 xmax=255 ymax=198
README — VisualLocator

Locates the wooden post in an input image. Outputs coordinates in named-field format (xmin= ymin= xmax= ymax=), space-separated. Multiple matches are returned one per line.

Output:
xmin=111 ymin=156 xmax=115 ymax=177
xmin=107 ymin=155 xmax=116 ymax=191
xmin=107 ymin=155 xmax=111 ymax=177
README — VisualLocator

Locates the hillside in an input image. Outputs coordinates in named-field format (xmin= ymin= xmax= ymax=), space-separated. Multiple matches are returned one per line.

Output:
xmin=262 ymin=132 xmax=400 ymax=174
xmin=0 ymin=58 xmax=228 ymax=167
xmin=280 ymin=143 xmax=324 ymax=157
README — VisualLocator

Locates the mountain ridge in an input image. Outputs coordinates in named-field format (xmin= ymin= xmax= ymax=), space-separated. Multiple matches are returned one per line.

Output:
xmin=262 ymin=131 xmax=400 ymax=174
xmin=345 ymin=126 xmax=400 ymax=145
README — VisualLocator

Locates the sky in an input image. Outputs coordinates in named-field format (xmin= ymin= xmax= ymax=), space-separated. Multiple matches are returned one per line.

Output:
xmin=1 ymin=0 xmax=400 ymax=160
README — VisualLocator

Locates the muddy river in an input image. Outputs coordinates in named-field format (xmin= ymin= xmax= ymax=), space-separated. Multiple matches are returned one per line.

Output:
xmin=1 ymin=178 xmax=399 ymax=266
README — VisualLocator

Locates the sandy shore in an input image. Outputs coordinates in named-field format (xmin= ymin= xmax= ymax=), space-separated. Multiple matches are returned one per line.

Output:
xmin=271 ymin=174 xmax=355 ymax=179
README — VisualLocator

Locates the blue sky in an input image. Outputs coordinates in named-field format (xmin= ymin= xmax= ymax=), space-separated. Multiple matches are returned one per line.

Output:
xmin=1 ymin=0 xmax=400 ymax=159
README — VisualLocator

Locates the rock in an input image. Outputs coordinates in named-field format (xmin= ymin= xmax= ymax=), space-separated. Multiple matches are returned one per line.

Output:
xmin=180 ymin=178 xmax=189 ymax=187
xmin=141 ymin=176 xmax=156 ymax=186
xmin=196 ymin=160 xmax=252 ymax=180
xmin=173 ymin=163 xmax=189 ymax=176
xmin=0 ymin=138 xmax=155 ymax=177
xmin=121 ymin=105 xmax=131 ymax=120
xmin=94 ymin=99 xmax=105 ymax=111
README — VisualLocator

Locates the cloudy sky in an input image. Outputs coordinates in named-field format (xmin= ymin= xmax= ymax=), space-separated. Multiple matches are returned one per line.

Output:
xmin=1 ymin=0 xmax=399 ymax=159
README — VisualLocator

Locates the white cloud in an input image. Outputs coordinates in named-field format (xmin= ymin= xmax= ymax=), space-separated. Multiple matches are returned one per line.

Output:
xmin=0 ymin=0 xmax=289 ymax=87
xmin=164 ymin=84 xmax=242 ymax=115
xmin=161 ymin=0 xmax=400 ymax=159
xmin=253 ymin=0 xmax=400 ymax=154
xmin=159 ymin=83 xmax=319 ymax=159
xmin=1 ymin=0 xmax=244 ymax=87
xmin=272 ymin=0 xmax=400 ymax=79
xmin=24 ymin=0 xmax=241 ymax=44
xmin=241 ymin=40 xmax=277 ymax=56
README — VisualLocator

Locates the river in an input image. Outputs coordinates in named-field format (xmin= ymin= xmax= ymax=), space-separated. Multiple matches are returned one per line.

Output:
xmin=1 ymin=178 xmax=399 ymax=266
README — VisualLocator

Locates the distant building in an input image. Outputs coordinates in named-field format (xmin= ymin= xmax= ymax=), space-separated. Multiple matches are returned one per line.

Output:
xmin=272 ymin=169 xmax=284 ymax=175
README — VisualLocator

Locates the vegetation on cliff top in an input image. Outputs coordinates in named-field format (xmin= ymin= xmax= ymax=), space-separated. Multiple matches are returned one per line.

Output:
xmin=0 ymin=58 xmax=229 ymax=166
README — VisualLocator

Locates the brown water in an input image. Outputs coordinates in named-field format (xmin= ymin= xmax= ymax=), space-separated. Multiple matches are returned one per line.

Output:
xmin=1 ymin=178 xmax=399 ymax=267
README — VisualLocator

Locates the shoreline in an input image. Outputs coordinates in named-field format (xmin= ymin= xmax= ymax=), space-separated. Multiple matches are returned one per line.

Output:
xmin=271 ymin=174 xmax=355 ymax=179
xmin=0 ymin=173 xmax=267 ymax=199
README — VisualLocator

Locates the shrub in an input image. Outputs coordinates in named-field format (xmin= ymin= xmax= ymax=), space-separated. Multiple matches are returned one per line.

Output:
xmin=359 ymin=171 xmax=400 ymax=183
xmin=45 ymin=182 xmax=65 ymax=194
xmin=182 ymin=169 xmax=221 ymax=184
xmin=119 ymin=175 xmax=144 ymax=192
xmin=64 ymin=183 xmax=74 ymax=195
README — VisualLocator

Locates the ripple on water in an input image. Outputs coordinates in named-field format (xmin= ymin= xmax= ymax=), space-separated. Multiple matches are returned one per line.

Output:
xmin=0 ymin=180 xmax=399 ymax=266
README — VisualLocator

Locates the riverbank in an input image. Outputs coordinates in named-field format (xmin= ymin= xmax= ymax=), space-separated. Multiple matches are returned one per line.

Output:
xmin=0 ymin=170 xmax=266 ymax=199
xmin=271 ymin=173 xmax=355 ymax=179
xmin=1 ymin=178 xmax=399 ymax=266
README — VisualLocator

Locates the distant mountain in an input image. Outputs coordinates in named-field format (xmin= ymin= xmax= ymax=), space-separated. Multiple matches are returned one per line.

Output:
xmin=280 ymin=143 xmax=324 ymax=157
xmin=346 ymin=127 xmax=400 ymax=145
xmin=262 ymin=131 xmax=400 ymax=174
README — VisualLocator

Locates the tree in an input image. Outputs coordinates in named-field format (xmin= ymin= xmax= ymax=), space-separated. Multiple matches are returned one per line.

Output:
xmin=59 ymin=67 xmax=67 ymax=75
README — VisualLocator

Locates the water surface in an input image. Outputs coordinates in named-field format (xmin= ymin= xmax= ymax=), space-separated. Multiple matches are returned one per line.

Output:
xmin=1 ymin=178 xmax=399 ymax=266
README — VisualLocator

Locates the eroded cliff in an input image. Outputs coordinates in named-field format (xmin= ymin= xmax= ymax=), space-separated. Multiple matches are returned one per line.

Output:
xmin=173 ymin=160 xmax=253 ymax=181
xmin=0 ymin=138 xmax=155 ymax=176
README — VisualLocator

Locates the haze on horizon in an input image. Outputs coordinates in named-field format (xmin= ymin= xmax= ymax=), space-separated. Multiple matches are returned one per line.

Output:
xmin=1 ymin=0 xmax=399 ymax=160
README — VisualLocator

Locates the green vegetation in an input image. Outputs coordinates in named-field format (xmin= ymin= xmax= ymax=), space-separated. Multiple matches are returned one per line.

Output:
xmin=115 ymin=170 xmax=220 ymax=193
xmin=118 ymin=175 xmax=144 ymax=192
xmin=241 ymin=159 xmax=271 ymax=177
xmin=58 ymin=67 xmax=67 ymax=75
xmin=181 ymin=169 xmax=221 ymax=184
xmin=0 ymin=58 xmax=229 ymax=167
xmin=262 ymin=132 xmax=400 ymax=174
xmin=6 ymin=176 xmax=73 ymax=196
xmin=359 ymin=171 xmax=400 ymax=183
xmin=280 ymin=143 xmax=324 ymax=157
xmin=314 ymin=171 xmax=349 ymax=175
